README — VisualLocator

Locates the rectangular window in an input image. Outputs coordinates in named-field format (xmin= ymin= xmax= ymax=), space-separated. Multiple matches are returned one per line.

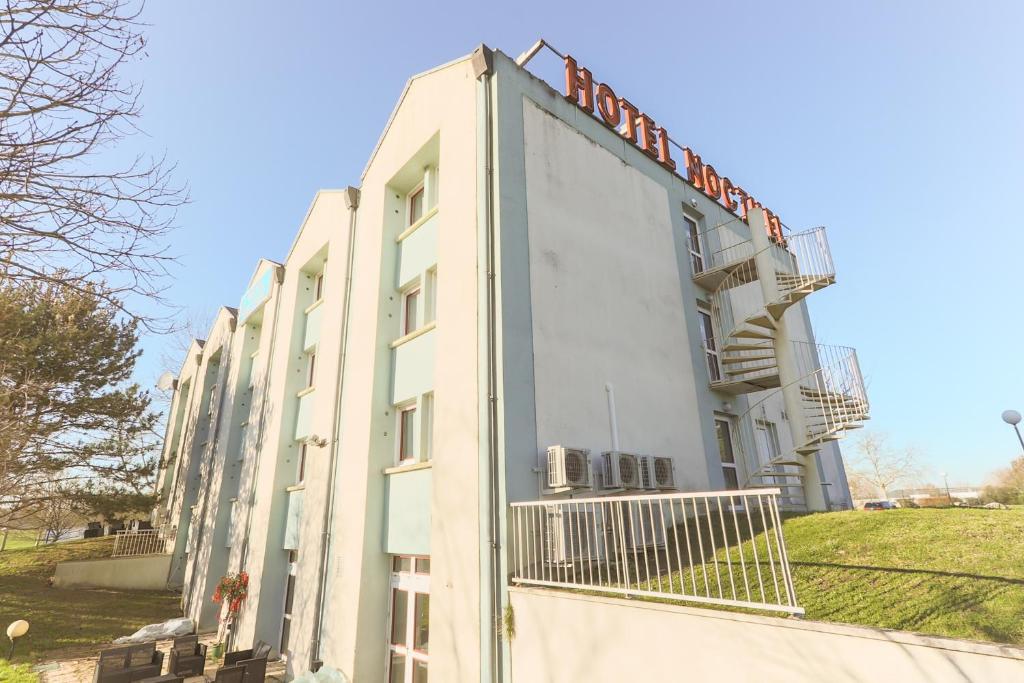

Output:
xmin=755 ymin=419 xmax=781 ymax=466
xmin=404 ymin=288 xmax=420 ymax=335
xmin=280 ymin=550 xmax=297 ymax=655
xmin=389 ymin=555 xmax=430 ymax=683
xmin=716 ymin=418 xmax=739 ymax=490
xmin=314 ymin=271 xmax=325 ymax=301
xmin=306 ymin=352 xmax=317 ymax=388
xmin=297 ymin=443 xmax=307 ymax=484
xmin=684 ymin=214 xmax=704 ymax=274
xmin=399 ymin=406 xmax=416 ymax=463
xmin=698 ymin=308 xmax=722 ymax=382
xmin=421 ymin=394 xmax=434 ymax=462
xmin=424 ymin=268 xmax=437 ymax=324
xmin=408 ymin=186 xmax=424 ymax=226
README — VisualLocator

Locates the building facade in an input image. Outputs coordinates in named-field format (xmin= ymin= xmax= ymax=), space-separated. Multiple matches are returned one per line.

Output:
xmin=153 ymin=43 xmax=867 ymax=682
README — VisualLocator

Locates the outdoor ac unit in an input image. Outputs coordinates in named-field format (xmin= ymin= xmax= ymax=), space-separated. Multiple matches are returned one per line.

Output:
xmin=653 ymin=456 xmax=677 ymax=490
xmin=546 ymin=446 xmax=591 ymax=489
xmin=601 ymin=451 xmax=643 ymax=490
xmin=638 ymin=456 xmax=658 ymax=490
xmin=619 ymin=501 xmax=668 ymax=550
xmin=544 ymin=505 xmax=606 ymax=565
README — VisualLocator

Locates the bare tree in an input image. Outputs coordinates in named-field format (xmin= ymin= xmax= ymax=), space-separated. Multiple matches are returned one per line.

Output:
xmin=845 ymin=432 xmax=922 ymax=499
xmin=31 ymin=482 xmax=83 ymax=543
xmin=0 ymin=0 xmax=185 ymax=327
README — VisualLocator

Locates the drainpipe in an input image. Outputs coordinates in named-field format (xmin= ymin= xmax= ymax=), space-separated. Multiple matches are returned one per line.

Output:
xmin=233 ymin=264 xmax=286 ymax=649
xmin=472 ymin=44 xmax=504 ymax=683
xmin=184 ymin=320 xmax=236 ymax=619
xmin=309 ymin=186 xmax=360 ymax=672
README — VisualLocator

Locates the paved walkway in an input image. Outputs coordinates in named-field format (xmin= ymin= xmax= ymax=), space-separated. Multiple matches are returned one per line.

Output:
xmin=37 ymin=633 xmax=287 ymax=682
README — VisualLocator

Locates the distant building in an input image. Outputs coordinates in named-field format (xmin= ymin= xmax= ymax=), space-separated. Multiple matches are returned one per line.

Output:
xmin=889 ymin=486 xmax=981 ymax=501
xmin=153 ymin=43 xmax=869 ymax=681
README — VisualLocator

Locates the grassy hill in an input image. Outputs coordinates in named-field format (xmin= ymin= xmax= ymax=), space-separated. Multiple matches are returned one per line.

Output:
xmin=785 ymin=507 xmax=1024 ymax=644
xmin=0 ymin=536 xmax=181 ymax=680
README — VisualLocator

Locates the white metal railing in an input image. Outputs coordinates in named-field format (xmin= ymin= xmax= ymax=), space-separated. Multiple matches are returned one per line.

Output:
xmin=111 ymin=528 xmax=171 ymax=557
xmin=510 ymin=489 xmax=802 ymax=615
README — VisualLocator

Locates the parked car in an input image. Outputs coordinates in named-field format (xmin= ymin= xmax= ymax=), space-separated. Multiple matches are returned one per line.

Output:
xmin=863 ymin=501 xmax=896 ymax=511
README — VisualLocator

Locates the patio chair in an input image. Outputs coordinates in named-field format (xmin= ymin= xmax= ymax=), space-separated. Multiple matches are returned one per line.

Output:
xmin=167 ymin=634 xmax=207 ymax=677
xmin=209 ymin=664 xmax=247 ymax=683
xmin=93 ymin=642 xmax=165 ymax=683
xmin=223 ymin=639 xmax=271 ymax=683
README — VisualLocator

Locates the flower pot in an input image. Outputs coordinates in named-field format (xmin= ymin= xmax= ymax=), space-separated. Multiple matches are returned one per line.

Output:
xmin=211 ymin=642 xmax=223 ymax=660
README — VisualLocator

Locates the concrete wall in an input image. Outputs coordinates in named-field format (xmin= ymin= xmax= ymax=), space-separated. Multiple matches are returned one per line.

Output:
xmin=509 ymin=587 xmax=1024 ymax=683
xmin=54 ymin=555 xmax=172 ymax=591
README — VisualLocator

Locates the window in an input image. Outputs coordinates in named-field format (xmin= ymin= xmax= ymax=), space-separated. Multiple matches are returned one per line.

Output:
xmin=237 ymin=423 xmax=248 ymax=462
xmin=306 ymin=352 xmax=317 ymax=388
xmin=698 ymin=308 xmax=721 ymax=382
xmin=424 ymin=268 xmax=437 ymax=324
xmin=408 ymin=186 xmax=424 ymax=226
xmin=280 ymin=550 xmax=297 ymax=656
xmin=755 ymin=420 xmax=781 ymax=466
xmin=207 ymin=386 xmax=218 ymax=416
xmin=684 ymin=214 xmax=704 ymax=274
xmin=399 ymin=406 xmax=416 ymax=464
xmin=297 ymin=443 xmax=307 ymax=484
xmin=389 ymin=555 xmax=430 ymax=683
xmin=403 ymin=288 xmax=420 ymax=335
xmin=421 ymin=394 xmax=434 ymax=462
xmin=314 ymin=271 xmax=325 ymax=301
xmin=226 ymin=501 xmax=237 ymax=548
xmin=716 ymin=418 xmax=739 ymax=490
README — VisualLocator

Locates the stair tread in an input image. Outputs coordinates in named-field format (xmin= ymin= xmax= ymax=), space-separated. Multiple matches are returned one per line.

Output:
xmin=722 ymin=343 xmax=773 ymax=352
xmin=720 ymin=354 xmax=776 ymax=365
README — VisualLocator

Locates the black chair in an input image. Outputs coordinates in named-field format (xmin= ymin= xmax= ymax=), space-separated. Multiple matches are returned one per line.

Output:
xmin=223 ymin=640 xmax=271 ymax=683
xmin=210 ymin=664 xmax=247 ymax=683
xmin=167 ymin=634 xmax=207 ymax=677
xmin=92 ymin=643 xmax=165 ymax=683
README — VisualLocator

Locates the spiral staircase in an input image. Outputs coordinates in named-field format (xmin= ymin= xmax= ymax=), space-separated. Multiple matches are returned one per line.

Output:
xmin=693 ymin=218 xmax=869 ymax=509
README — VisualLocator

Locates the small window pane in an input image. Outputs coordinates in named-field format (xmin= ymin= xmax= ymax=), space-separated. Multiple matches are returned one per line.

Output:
xmin=723 ymin=466 xmax=739 ymax=490
xmin=414 ymin=593 xmax=429 ymax=653
xmin=413 ymin=659 xmax=428 ymax=683
xmin=415 ymin=558 xmax=430 ymax=575
xmin=389 ymin=652 xmax=406 ymax=683
xmin=390 ymin=589 xmax=408 ymax=646
xmin=394 ymin=556 xmax=412 ymax=573
xmin=716 ymin=421 xmax=735 ymax=464
xmin=409 ymin=188 xmax=424 ymax=225
xmin=400 ymin=408 xmax=416 ymax=462
xmin=405 ymin=289 xmax=420 ymax=335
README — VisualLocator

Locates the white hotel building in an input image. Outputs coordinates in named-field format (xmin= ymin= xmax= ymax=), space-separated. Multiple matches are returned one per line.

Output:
xmin=154 ymin=42 xmax=868 ymax=682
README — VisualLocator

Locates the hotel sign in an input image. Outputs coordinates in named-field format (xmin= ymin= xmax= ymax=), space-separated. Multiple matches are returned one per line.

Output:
xmin=564 ymin=55 xmax=785 ymax=242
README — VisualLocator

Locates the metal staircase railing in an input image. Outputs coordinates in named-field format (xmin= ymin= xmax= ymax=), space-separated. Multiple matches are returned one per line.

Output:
xmin=707 ymin=227 xmax=836 ymax=394
xmin=737 ymin=344 xmax=869 ymax=508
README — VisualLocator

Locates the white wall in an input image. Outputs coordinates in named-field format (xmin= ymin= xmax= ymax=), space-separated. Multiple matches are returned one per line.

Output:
xmin=509 ymin=588 xmax=1024 ymax=682
xmin=521 ymin=100 xmax=712 ymax=491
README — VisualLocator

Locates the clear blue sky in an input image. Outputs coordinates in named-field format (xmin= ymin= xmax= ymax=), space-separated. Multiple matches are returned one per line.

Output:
xmin=124 ymin=1 xmax=1023 ymax=485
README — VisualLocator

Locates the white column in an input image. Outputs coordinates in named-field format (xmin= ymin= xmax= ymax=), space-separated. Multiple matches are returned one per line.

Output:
xmin=748 ymin=210 xmax=827 ymax=512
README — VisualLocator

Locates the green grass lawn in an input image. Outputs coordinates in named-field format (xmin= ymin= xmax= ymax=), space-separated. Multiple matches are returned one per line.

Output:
xmin=0 ymin=536 xmax=181 ymax=673
xmin=2 ymin=529 xmax=41 ymax=551
xmin=786 ymin=507 xmax=1024 ymax=644
xmin=626 ymin=506 xmax=1024 ymax=646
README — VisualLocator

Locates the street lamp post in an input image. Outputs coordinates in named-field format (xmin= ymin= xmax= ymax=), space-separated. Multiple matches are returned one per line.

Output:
xmin=940 ymin=471 xmax=951 ymax=504
xmin=1001 ymin=409 xmax=1024 ymax=452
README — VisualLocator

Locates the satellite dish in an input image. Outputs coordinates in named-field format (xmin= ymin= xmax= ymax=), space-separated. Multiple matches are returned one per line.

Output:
xmin=156 ymin=372 xmax=176 ymax=391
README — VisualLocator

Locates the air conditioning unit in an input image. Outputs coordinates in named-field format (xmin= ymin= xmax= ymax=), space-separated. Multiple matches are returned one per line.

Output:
xmin=648 ymin=456 xmax=676 ymax=490
xmin=638 ymin=456 xmax=657 ymax=490
xmin=543 ymin=505 xmax=607 ymax=565
xmin=546 ymin=446 xmax=591 ymax=489
xmin=619 ymin=501 xmax=668 ymax=550
xmin=601 ymin=451 xmax=642 ymax=490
